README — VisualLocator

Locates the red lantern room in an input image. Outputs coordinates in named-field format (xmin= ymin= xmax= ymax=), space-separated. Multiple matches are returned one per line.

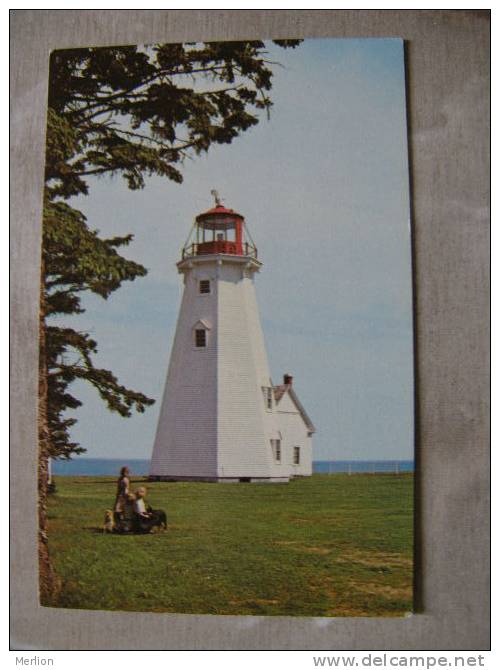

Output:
xmin=181 ymin=192 xmax=257 ymax=260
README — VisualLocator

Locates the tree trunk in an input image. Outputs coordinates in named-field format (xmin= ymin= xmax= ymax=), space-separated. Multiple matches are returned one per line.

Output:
xmin=38 ymin=259 xmax=56 ymax=605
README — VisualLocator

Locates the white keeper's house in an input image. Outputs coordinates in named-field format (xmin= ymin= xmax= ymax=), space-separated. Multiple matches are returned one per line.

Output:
xmin=149 ymin=195 xmax=315 ymax=483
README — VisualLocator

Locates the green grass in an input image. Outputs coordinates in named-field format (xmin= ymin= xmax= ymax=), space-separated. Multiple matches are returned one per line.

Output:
xmin=46 ymin=474 xmax=414 ymax=617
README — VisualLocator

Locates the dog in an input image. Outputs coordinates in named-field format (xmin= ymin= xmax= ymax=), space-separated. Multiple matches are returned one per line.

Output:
xmin=103 ymin=510 xmax=115 ymax=534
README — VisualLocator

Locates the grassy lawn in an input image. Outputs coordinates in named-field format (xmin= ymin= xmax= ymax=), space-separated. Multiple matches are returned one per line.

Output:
xmin=46 ymin=474 xmax=414 ymax=617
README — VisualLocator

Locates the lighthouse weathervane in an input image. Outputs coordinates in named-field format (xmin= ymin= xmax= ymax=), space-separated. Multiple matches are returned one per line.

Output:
xmin=149 ymin=196 xmax=315 ymax=482
xmin=210 ymin=188 xmax=222 ymax=207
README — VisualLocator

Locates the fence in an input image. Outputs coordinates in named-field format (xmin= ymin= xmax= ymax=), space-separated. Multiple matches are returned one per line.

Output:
xmin=313 ymin=461 xmax=414 ymax=475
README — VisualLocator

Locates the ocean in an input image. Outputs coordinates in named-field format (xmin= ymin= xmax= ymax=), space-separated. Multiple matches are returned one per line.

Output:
xmin=51 ymin=458 xmax=414 ymax=476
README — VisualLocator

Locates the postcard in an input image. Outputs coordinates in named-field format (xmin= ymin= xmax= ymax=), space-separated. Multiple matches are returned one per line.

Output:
xmin=39 ymin=38 xmax=414 ymax=617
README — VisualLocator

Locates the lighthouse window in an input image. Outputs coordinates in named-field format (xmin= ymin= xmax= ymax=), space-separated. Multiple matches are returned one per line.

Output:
xmin=195 ymin=329 xmax=207 ymax=348
xmin=271 ymin=439 xmax=281 ymax=463
xmin=293 ymin=446 xmax=301 ymax=465
xmin=199 ymin=280 xmax=211 ymax=294
xmin=262 ymin=386 xmax=273 ymax=410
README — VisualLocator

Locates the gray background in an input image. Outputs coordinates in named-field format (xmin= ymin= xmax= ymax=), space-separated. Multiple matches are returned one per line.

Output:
xmin=10 ymin=10 xmax=490 ymax=650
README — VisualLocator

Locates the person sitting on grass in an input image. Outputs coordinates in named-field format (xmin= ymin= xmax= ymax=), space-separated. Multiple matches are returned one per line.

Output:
xmin=133 ymin=486 xmax=167 ymax=533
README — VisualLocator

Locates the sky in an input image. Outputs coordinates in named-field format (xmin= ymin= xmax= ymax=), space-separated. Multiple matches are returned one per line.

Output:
xmin=53 ymin=38 xmax=414 ymax=462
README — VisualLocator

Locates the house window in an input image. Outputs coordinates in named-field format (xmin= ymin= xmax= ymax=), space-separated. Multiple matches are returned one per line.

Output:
xmin=263 ymin=386 xmax=273 ymax=410
xmin=293 ymin=446 xmax=300 ymax=465
xmin=199 ymin=279 xmax=211 ymax=294
xmin=271 ymin=439 xmax=281 ymax=463
xmin=195 ymin=329 xmax=207 ymax=348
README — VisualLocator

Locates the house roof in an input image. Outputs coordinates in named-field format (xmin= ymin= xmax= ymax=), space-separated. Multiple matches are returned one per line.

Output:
xmin=273 ymin=383 xmax=316 ymax=433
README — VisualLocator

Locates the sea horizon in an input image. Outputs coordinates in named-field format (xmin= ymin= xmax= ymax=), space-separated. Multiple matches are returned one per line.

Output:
xmin=51 ymin=457 xmax=414 ymax=476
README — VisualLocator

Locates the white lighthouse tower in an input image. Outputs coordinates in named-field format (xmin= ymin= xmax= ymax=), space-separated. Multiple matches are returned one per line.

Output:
xmin=149 ymin=195 xmax=315 ymax=483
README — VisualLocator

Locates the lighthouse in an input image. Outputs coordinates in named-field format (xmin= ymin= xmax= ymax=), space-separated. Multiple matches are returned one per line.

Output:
xmin=149 ymin=194 xmax=315 ymax=483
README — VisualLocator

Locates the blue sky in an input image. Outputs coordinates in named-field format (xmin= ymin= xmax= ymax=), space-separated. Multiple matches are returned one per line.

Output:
xmin=55 ymin=38 xmax=414 ymax=461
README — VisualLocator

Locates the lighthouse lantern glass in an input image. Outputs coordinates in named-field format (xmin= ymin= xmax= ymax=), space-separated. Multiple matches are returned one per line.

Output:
xmin=181 ymin=205 xmax=257 ymax=260
xmin=195 ymin=214 xmax=242 ymax=256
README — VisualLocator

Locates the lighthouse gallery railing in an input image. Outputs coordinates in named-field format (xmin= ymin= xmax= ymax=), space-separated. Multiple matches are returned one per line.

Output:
xmin=181 ymin=240 xmax=258 ymax=260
